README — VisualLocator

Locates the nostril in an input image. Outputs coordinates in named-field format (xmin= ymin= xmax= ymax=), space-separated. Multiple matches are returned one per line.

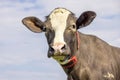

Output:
xmin=49 ymin=46 xmax=54 ymax=52
xmin=61 ymin=45 xmax=66 ymax=50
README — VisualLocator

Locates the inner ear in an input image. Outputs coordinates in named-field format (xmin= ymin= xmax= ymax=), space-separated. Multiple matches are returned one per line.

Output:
xmin=76 ymin=11 xmax=96 ymax=29
xmin=22 ymin=17 xmax=46 ymax=33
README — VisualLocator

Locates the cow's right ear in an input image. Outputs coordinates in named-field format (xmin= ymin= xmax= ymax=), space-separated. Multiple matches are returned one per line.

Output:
xmin=76 ymin=11 xmax=96 ymax=29
xmin=22 ymin=17 xmax=46 ymax=33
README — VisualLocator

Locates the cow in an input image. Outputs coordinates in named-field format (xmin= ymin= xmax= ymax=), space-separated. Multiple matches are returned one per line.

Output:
xmin=22 ymin=8 xmax=120 ymax=80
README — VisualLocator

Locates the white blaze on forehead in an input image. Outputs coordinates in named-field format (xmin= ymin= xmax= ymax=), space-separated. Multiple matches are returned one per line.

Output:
xmin=49 ymin=8 xmax=71 ymax=44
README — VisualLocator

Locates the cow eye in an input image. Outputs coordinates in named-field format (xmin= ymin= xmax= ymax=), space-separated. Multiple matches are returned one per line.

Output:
xmin=72 ymin=25 xmax=76 ymax=29
xmin=66 ymin=25 xmax=76 ymax=31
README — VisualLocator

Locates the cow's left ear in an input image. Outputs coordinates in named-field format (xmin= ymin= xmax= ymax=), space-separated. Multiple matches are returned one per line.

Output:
xmin=76 ymin=11 xmax=96 ymax=29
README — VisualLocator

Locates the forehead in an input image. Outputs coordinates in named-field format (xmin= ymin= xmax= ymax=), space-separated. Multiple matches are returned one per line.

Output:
xmin=49 ymin=8 xmax=71 ymax=18
xmin=48 ymin=8 xmax=72 ymax=29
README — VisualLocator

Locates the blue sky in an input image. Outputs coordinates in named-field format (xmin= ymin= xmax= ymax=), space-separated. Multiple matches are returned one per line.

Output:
xmin=0 ymin=0 xmax=120 ymax=80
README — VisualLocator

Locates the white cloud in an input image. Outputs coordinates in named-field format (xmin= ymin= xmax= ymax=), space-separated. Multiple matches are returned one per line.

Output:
xmin=36 ymin=0 xmax=120 ymax=16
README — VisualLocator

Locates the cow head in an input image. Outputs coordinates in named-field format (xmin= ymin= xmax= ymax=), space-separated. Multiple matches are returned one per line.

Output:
xmin=22 ymin=8 xmax=96 ymax=63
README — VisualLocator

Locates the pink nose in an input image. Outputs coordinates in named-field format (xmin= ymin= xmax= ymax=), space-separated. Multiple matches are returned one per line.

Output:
xmin=50 ymin=43 xmax=66 ymax=53
xmin=52 ymin=43 xmax=66 ymax=53
xmin=48 ymin=43 xmax=67 ymax=57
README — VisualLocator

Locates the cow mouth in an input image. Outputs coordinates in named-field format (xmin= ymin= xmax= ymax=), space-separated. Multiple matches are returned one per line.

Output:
xmin=52 ymin=54 xmax=70 ymax=63
xmin=48 ymin=49 xmax=72 ymax=64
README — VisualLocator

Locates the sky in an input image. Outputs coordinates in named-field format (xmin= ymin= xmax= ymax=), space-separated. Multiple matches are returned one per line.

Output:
xmin=0 ymin=0 xmax=120 ymax=80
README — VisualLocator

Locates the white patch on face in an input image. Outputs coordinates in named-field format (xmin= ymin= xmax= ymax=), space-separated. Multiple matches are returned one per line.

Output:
xmin=49 ymin=8 xmax=71 ymax=45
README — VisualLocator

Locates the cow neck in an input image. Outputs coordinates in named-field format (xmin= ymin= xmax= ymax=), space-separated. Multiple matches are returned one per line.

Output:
xmin=61 ymin=31 xmax=80 ymax=69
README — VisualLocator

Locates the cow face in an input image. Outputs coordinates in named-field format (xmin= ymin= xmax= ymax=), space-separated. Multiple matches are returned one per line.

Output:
xmin=22 ymin=8 xmax=96 ymax=63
